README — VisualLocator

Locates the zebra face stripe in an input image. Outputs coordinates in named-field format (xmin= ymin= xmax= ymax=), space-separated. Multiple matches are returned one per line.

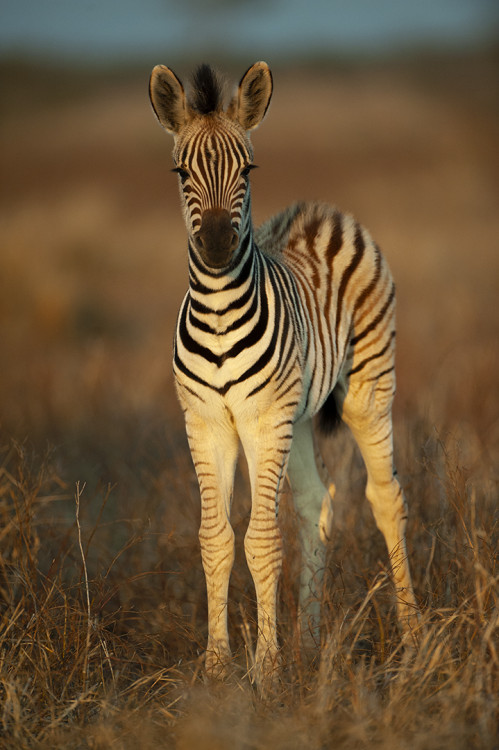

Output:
xmin=173 ymin=117 xmax=254 ymax=268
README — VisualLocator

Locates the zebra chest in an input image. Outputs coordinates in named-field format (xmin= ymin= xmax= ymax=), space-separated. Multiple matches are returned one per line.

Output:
xmin=175 ymin=324 xmax=261 ymax=389
xmin=174 ymin=288 xmax=303 ymax=423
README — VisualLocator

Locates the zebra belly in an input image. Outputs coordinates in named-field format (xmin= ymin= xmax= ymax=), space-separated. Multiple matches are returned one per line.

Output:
xmin=291 ymin=326 xmax=348 ymax=425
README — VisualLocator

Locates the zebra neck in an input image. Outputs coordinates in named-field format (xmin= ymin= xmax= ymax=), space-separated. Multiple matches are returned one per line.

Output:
xmin=186 ymin=227 xmax=262 ymax=331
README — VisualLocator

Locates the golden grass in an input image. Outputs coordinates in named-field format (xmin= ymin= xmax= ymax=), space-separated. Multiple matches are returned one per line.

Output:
xmin=1 ymin=424 xmax=497 ymax=748
xmin=0 ymin=52 xmax=498 ymax=747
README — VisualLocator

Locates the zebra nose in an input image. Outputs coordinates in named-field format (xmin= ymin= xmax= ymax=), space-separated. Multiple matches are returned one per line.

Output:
xmin=194 ymin=209 xmax=239 ymax=267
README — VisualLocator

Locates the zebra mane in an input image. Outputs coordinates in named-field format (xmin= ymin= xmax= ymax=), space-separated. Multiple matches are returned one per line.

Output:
xmin=189 ymin=64 xmax=225 ymax=115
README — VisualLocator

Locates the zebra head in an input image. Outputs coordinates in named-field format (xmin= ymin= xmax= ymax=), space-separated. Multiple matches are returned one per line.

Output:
xmin=149 ymin=62 xmax=273 ymax=269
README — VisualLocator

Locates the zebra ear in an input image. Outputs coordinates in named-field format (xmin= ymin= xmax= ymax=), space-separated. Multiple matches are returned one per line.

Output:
xmin=228 ymin=61 xmax=273 ymax=131
xmin=149 ymin=65 xmax=187 ymax=135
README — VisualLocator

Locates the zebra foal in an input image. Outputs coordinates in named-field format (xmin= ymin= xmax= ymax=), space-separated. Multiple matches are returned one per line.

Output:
xmin=149 ymin=61 xmax=419 ymax=685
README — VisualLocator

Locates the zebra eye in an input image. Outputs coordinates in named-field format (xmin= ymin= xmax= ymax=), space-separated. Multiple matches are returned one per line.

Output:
xmin=241 ymin=164 xmax=257 ymax=179
xmin=172 ymin=166 xmax=189 ymax=183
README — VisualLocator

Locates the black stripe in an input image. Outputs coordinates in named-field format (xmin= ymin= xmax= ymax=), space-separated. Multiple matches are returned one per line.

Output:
xmin=179 ymin=380 xmax=205 ymax=402
xmin=222 ymin=290 xmax=259 ymax=332
xmin=350 ymin=282 xmax=395 ymax=346
xmin=180 ymin=270 xmax=268 ymax=367
xmin=364 ymin=365 xmax=395 ymax=382
xmin=190 ymin=286 xmax=259 ymax=335
xmin=175 ymin=253 xmax=282 ymax=396
xmin=189 ymin=244 xmax=254 ymax=294
xmin=354 ymin=244 xmax=382 ymax=313
xmin=190 ymin=271 xmax=256 ymax=315
xmin=174 ymin=344 xmax=210 ymax=389
xmin=275 ymin=327 xmax=297 ymax=387
xmin=301 ymin=376 xmax=314 ymax=417
xmin=348 ymin=331 xmax=395 ymax=376
xmin=325 ymin=210 xmax=344 ymax=322
xmin=271 ymin=260 xmax=303 ymax=342
xmin=220 ymin=274 xmax=269 ymax=361
xmin=326 ymin=210 xmax=344 ymax=264
xmin=178 ymin=296 xmax=220 ymax=365
xmin=335 ymin=223 xmax=365 ymax=339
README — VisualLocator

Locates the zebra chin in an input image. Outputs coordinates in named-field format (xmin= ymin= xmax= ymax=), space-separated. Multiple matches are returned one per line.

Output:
xmin=193 ymin=208 xmax=240 ymax=269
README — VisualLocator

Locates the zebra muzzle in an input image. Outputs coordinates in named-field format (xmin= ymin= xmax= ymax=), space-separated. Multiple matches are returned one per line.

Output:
xmin=193 ymin=208 xmax=239 ymax=268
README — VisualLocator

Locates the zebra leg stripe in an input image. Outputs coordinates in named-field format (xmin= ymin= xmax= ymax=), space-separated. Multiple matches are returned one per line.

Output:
xmin=338 ymin=371 xmax=419 ymax=632
xmin=239 ymin=418 xmax=290 ymax=684
xmin=183 ymin=408 xmax=239 ymax=675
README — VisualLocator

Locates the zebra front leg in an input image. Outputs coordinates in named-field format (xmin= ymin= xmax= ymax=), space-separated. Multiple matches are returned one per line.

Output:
xmin=184 ymin=409 xmax=239 ymax=678
xmin=288 ymin=419 xmax=334 ymax=647
xmin=240 ymin=423 xmax=289 ymax=688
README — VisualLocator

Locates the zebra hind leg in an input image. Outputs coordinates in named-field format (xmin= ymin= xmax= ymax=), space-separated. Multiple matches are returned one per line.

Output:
xmin=287 ymin=419 xmax=335 ymax=649
xmin=339 ymin=375 xmax=420 ymax=639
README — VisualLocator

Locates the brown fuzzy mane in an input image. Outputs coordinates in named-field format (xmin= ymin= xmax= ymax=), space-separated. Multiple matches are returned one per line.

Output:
xmin=189 ymin=64 xmax=224 ymax=115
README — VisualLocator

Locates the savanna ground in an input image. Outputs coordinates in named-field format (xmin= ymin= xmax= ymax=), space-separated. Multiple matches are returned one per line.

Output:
xmin=0 ymin=50 xmax=498 ymax=748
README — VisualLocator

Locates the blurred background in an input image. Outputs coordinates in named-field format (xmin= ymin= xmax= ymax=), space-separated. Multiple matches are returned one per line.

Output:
xmin=1 ymin=0 xmax=498 ymax=489
xmin=1 ymin=6 xmax=498 ymax=732
xmin=2 ymin=0 xmax=498 ymax=64
xmin=1 ymin=8 xmax=498 ymax=743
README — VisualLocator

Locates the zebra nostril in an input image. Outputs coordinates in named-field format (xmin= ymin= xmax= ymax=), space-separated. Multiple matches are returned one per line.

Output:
xmin=230 ymin=229 xmax=239 ymax=251
xmin=194 ymin=232 xmax=205 ymax=252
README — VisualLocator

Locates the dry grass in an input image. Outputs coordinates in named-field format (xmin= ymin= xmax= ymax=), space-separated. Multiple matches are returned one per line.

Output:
xmin=1 ymin=51 xmax=498 ymax=747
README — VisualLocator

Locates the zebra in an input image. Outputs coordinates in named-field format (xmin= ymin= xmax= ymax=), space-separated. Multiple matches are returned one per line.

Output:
xmin=149 ymin=61 xmax=419 ymax=686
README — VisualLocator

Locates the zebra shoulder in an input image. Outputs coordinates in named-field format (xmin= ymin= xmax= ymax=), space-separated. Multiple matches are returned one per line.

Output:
xmin=255 ymin=202 xmax=306 ymax=257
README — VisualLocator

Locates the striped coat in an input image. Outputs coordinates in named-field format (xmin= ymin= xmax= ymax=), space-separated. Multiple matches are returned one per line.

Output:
xmin=174 ymin=200 xmax=395 ymax=439
xmin=149 ymin=61 xmax=419 ymax=689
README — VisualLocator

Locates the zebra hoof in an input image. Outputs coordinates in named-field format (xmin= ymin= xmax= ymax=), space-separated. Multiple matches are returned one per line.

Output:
xmin=251 ymin=647 xmax=281 ymax=697
xmin=204 ymin=646 xmax=233 ymax=681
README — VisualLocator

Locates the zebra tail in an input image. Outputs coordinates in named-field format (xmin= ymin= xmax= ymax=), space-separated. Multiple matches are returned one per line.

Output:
xmin=316 ymin=390 xmax=343 ymax=437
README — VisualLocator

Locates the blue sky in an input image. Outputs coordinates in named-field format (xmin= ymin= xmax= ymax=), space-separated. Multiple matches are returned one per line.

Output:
xmin=1 ymin=0 xmax=498 ymax=64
